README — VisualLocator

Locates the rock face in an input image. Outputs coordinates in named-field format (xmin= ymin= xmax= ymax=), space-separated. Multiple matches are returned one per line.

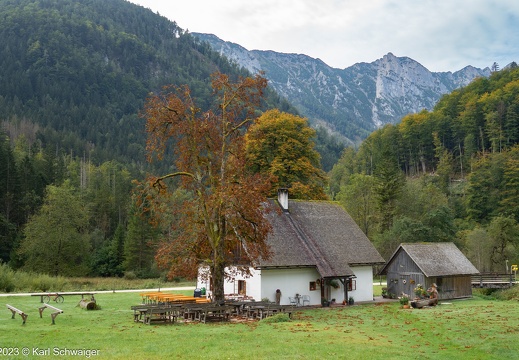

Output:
xmin=194 ymin=33 xmax=491 ymax=145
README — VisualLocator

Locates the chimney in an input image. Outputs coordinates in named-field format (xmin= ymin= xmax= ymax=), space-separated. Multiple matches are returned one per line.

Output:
xmin=277 ymin=188 xmax=289 ymax=212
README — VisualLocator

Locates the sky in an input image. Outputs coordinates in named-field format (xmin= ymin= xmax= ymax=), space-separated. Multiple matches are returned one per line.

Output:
xmin=127 ymin=0 xmax=519 ymax=73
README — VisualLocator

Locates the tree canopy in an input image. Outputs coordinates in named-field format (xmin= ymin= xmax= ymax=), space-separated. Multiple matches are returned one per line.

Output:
xmin=329 ymin=67 xmax=519 ymax=270
xmin=245 ymin=109 xmax=328 ymax=199
xmin=141 ymin=73 xmax=274 ymax=301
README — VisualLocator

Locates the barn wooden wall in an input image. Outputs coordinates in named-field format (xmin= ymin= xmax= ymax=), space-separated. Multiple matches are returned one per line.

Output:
xmin=384 ymin=250 xmax=473 ymax=300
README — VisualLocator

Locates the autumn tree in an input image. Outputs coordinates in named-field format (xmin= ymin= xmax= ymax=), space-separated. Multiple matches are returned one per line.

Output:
xmin=141 ymin=73 xmax=273 ymax=301
xmin=245 ymin=109 xmax=327 ymax=199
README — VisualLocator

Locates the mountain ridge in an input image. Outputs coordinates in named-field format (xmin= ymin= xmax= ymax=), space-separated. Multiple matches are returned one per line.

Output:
xmin=193 ymin=33 xmax=492 ymax=145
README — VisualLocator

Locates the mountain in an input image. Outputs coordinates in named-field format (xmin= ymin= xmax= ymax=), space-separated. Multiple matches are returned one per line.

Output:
xmin=193 ymin=33 xmax=491 ymax=146
xmin=0 ymin=0 xmax=292 ymax=171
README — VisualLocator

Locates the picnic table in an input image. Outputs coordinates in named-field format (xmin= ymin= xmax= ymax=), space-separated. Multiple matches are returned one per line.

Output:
xmin=131 ymin=297 xmax=296 ymax=325
xmin=139 ymin=292 xmax=209 ymax=305
xmin=131 ymin=304 xmax=181 ymax=324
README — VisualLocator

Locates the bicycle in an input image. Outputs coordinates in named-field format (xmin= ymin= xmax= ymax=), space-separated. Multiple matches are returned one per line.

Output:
xmin=43 ymin=293 xmax=64 ymax=304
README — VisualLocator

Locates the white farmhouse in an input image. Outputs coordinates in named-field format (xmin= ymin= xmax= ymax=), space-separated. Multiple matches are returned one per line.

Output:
xmin=198 ymin=189 xmax=385 ymax=306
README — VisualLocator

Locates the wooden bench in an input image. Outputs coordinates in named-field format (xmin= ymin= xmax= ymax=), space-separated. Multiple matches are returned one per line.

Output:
xmin=198 ymin=305 xmax=232 ymax=323
xmin=6 ymin=304 xmax=28 ymax=324
xmin=38 ymin=304 xmax=63 ymax=324
xmin=131 ymin=305 xmax=178 ymax=324
xmin=143 ymin=307 xmax=177 ymax=325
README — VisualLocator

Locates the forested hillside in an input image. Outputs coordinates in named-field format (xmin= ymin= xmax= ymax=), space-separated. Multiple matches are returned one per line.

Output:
xmin=0 ymin=0 xmax=295 ymax=277
xmin=330 ymin=66 xmax=519 ymax=271
xmin=0 ymin=0 xmax=293 ymax=168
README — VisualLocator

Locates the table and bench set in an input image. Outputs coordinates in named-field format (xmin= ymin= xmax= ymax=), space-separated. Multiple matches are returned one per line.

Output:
xmin=133 ymin=293 xmax=297 ymax=325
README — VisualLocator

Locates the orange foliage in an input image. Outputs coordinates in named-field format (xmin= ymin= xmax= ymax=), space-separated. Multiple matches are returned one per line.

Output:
xmin=139 ymin=73 xmax=273 ymax=300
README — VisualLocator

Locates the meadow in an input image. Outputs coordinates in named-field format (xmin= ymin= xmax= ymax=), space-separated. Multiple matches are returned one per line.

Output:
xmin=1 ymin=288 xmax=518 ymax=360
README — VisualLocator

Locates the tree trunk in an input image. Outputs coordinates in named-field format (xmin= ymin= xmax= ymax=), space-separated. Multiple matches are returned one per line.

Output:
xmin=211 ymin=259 xmax=226 ymax=302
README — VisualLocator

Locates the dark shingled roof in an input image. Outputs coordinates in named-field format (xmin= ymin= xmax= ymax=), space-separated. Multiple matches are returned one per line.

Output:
xmin=257 ymin=200 xmax=385 ymax=278
xmin=381 ymin=243 xmax=479 ymax=276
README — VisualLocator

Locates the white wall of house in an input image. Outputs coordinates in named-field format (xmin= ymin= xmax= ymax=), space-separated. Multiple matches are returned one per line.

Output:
xmin=260 ymin=268 xmax=322 ymax=306
xmin=198 ymin=265 xmax=375 ymax=304
xmin=349 ymin=266 xmax=375 ymax=302
xmin=326 ymin=266 xmax=375 ymax=303
xmin=196 ymin=266 xmax=263 ymax=300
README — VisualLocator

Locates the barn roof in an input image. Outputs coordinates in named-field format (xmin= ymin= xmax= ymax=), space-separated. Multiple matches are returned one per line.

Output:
xmin=256 ymin=199 xmax=385 ymax=278
xmin=380 ymin=243 xmax=479 ymax=277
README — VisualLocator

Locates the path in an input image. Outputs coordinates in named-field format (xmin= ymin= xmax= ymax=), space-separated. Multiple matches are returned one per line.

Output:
xmin=0 ymin=287 xmax=196 ymax=297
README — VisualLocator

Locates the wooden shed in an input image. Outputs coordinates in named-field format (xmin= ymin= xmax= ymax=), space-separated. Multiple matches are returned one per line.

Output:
xmin=380 ymin=243 xmax=479 ymax=300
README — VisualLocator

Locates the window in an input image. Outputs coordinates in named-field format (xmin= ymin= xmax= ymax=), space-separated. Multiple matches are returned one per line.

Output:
xmin=309 ymin=281 xmax=317 ymax=291
xmin=237 ymin=280 xmax=246 ymax=295
xmin=348 ymin=280 xmax=356 ymax=291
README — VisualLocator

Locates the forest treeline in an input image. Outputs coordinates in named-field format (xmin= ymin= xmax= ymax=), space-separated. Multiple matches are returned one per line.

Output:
xmin=0 ymin=0 xmax=339 ymax=280
xmin=329 ymin=66 xmax=519 ymax=271
xmin=3 ymin=67 xmax=519 ymax=279
xmin=0 ymin=0 xmax=296 ymax=173
xmin=1 ymin=0 xmax=518 ymax=279
xmin=0 ymin=134 xmax=154 ymax=277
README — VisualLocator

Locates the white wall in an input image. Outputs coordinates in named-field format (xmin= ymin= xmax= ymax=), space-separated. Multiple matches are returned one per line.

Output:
xmin=349 ymin=266 xmax=375 ymax=302
xmin=260 ymin=268 xmax=322 ymax=305
xmin=326 ymin=266 xmax=374 ymax=303
xmin=196 ymin=266 xmax=263 ymax=300
xmin=198 ymin=265 xmax=375 ymax=304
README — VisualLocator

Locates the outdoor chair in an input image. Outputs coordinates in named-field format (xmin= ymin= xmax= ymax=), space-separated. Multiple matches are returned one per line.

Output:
xmin=288 ymin=297 xmax=297 ymax=306
xmin=301 ymin=295 xmax=310 ymax=306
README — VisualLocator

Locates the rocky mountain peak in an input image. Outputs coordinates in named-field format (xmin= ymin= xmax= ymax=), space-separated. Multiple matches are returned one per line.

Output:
xmin=194 ymin=33 xmax=491 ymax=145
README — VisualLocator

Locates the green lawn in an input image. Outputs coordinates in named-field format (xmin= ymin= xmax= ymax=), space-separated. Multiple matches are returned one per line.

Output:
xmin=1 ymin=291 xmax=518 ymax=359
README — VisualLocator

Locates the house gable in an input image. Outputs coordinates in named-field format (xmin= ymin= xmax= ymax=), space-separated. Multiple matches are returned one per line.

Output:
xmin=258 ymin=197 xmax=385 ymax=279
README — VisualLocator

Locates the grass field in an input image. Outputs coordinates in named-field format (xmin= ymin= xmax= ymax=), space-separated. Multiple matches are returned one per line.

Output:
xmin=1 ymin=290 xmax=518 ymax=360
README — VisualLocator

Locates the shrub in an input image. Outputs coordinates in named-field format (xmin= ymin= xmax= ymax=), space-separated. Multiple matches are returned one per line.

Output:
xmin=0 ymin=262 xmax=15 ymax=292
xmin=261 ymin=313 xmax=291 ymax=323
xmin=33 ymin=273 xmax=55 ymax=292
xmin=124 ymin=271 xmax=137 ymax=280
xmin=495 ymin=286 xmax=519 ymax=301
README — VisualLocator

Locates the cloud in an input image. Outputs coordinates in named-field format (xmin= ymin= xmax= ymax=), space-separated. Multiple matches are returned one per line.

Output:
xmin=129 ymin=0 xmax=519 ymax=72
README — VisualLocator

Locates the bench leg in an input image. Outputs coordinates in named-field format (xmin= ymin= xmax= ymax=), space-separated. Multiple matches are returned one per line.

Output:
xmin=50 ymin=312 xmax=60 ymax=325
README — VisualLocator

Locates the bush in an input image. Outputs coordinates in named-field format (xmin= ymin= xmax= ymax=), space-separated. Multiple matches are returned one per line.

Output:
xmin=495 ymin=286 xmax=519 ymax=301
xmin=34 ymin=273 xmax=55 ymax=292
xmin=261 ymin=313 xmax=291 ymax=323
xmin=0 ymin=262 xmax=15 ymax=292
xmin=473 ymin=288 xmax=499 ymax=299
xmin=124 ymin=271 xmax=137 ymax=280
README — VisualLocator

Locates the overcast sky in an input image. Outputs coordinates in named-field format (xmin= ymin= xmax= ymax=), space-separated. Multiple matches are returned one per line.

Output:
xmin=127 ymin=0 xmax=518 ymax=73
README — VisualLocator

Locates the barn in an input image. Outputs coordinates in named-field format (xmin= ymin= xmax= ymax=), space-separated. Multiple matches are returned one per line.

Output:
xmin=380 ymin=243 xmax=479 ymax=300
